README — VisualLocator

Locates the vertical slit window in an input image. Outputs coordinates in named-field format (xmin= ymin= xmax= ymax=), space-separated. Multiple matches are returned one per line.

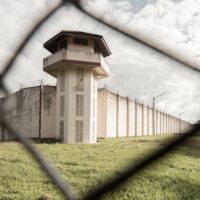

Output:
xmin=60 ymin=120 xmax=64 ymax=141
xmin=60 ymin=73 xmax=65 ymax=92
xmin=75 ymin=120 xmax=83 ymax=142
xmin=76 ymin=95 xmax=84 ymax=117
xmin=76 ymin=68 xmax=84 ymax=91
xmin=60 ymin=95 xmax=65 ymax=117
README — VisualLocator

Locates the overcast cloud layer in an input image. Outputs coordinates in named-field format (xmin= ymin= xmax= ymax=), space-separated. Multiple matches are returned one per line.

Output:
xmin=0 ymin=0 xmax=200 ymax=123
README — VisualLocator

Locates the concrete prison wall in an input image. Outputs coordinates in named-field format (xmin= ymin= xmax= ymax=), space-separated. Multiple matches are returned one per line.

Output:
xmin=97 ymin=88 xmax=191 ymax=138
xmin=41 ymin=85 xmax=56 ymax=138
xmin=0 ymin=87 xmax=41 ymax=140
xmin=0 ymin=85 xmax=56 ymax=141
xmin=0 ymin=86 xmax=191 ymax=141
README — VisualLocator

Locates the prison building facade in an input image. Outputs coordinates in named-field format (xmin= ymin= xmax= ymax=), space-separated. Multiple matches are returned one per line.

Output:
xmin=0 ymin=85 xmax=191 ymax=141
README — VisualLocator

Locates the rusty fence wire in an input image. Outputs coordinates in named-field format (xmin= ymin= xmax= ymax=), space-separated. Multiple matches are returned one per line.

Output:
xmin=0 ymin=0 xmax=200 ymax=199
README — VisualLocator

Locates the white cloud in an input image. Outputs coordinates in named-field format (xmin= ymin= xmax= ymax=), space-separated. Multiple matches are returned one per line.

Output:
xmin=84 ymin=0 xmax=200 ymax=70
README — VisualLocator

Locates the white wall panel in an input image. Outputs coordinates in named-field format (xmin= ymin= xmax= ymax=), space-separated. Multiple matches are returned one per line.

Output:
xmin=118 ymin=96 xmax=127 ymax=137
xmin=129 ymin=100 xmax=135 ymax=136
xmin=106 ymin=91 xmax=117 ymax=137
xmin=136 ymin=103 xmax=142 ymax=136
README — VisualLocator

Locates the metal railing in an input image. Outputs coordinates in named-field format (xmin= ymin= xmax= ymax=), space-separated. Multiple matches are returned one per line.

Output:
xmin=43 ymin=48 xmax=110 ymax=77
xmin=1 ymin=0 xmax=200 ymax=199
xmin=43 ymin=49 xmax=100 ymax=66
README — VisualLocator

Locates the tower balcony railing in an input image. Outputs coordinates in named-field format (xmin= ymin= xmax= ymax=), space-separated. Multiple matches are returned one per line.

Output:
xmin=43 ymin=49 xmax=110 ymax=76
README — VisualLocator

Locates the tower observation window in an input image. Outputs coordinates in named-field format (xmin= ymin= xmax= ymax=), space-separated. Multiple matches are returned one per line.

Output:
xmin=74 ymin=38 xmax=88 ymax=46
xmin=58 ymin=39 xmax=67 ymax=50
xmin=94 ymin=45 xmax=100 ymax=53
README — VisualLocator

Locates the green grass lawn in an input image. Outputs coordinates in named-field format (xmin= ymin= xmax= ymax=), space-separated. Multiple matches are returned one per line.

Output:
xmin=0 ymin=135 xmax=199 ymax=200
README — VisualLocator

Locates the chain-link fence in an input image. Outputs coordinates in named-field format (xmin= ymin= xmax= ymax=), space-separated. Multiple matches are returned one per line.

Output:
xmin=0 ymin=0 xmax=200 ymax=199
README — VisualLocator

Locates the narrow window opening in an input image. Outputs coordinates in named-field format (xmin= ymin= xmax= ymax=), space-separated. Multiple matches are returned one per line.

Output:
xmin=76 ymin=95 xmax=84 ymax=117
xmin=59 ymin=121 xmax=64 ymax=141
xmin=75 ymin=120 xmax=83 ymax=142
xmin=60 ymin=73 xmax=65 ymax=92
xmin=76 ymin=68 xmax=84 ymax=91
xmin=60 ymin=95 xmax=65 ymax=117
xmin=74 ymin=37 xmax=88 ymax=46
xmin=58 ymin=39 xmax=67 ymax=50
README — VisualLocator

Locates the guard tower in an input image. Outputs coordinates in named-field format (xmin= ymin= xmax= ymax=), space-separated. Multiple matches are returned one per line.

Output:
xmin=43 ymin=31 xmax=111 ymax=143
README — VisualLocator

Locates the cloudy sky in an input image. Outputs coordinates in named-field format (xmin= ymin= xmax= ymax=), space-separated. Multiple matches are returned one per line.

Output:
xmin=0 ymin=0 xmax=200 ymax=123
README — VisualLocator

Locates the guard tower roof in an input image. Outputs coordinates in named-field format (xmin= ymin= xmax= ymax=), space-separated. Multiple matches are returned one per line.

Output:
xmin=43 ymin=30 xmax=112 ymax=57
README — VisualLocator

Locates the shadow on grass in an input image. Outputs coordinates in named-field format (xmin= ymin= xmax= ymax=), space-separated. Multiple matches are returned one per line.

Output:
xmin=180 ymin=135 xmax=200 ymax=148
xmin=103 ymin=174 xmax=200 ymax=200
xmin=175 ymin=147 xmax=200 ymax=159
xmin=31 ymin=138 xmax=61 ymax=144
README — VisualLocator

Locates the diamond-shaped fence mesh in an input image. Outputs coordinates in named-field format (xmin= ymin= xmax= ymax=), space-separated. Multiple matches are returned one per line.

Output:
xmin=0 ymin=0 xmax=199 ymax=199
